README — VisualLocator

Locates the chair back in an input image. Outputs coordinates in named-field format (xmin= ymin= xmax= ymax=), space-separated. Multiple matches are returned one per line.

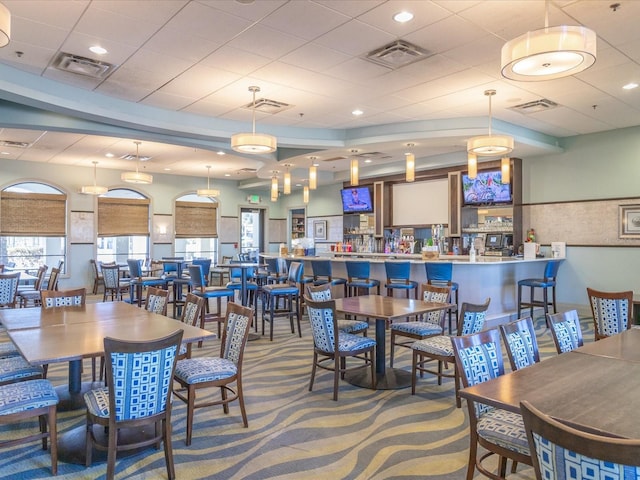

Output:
xmin=305 ymin=282 xmax=332 ymax=301
xmin=543 ymin=259 xmax=562 ymax=281
xmin=521 ymin=400 xmax=640 ymax=480
xmin=457 ymin=298 xmax=491 ymax=335
xmin=102 ymin=264 xmax=122 ymax=289
xmin=425 ymin=262 xmax=453 ymax=283
xmin=180 ymin=293 xmax=206 ymax=327
xmin=305 ymin=297 xmax=339 ymax=353
xmin=187 ymin=265 xmax=206 ymax=291
xmin=33 ymin=265 xmax=48 ymax=290
xmin=41 ymin=288 xmax=86 ymax=308
xmin=144 ymin=287 xmax=169 ymax=315
xmin=586 ymin=287 xmax=633 ymax=340
xmin=46 ymin=267 xmax=60 ymax=291
xmin=191 ymin=258 xmax=212 ymax=281
xmin=547 ymin=309 xmax=583 ymax=354
xmin=162 ymin=257 xmax=184 ymax=276
xmin=0 ymin=272 xmax=21 ymax=307
xmin=500 ymin=316 xmax=540 ymax=370
xmin=420 ymin=283 xmax=451 ymax=325
xmin=90 ymin=259 xmax=100 ymax=279
xmin=287 ymin=261 xmax=304 ymax=285
xmin=220 ymin=303 xmax=254 ymax=366
xmin=451 ymin=328 xmax=505 ymax=418
xmin=345 ymin=261 xmax=371 ymax=281
xmin=104 ymin=330 xmax=183 ymax=422
xmin=311 ymin=260 xmax=332 ymax=279
xmin=127 ymin=259 xmax=143 ymax=279
xmin=384 ymin=261 xmax=411 ymax=283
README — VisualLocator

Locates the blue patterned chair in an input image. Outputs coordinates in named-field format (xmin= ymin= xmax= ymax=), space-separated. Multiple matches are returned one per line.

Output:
xmin=345 ymin=260 xmax=380 ymax=297
xmin=425 ymin=261 xmax=460 ymax=334
xmin=261 ymin=261 xmax=304 ymax=341
xmin=517 ymin=259 xmax=562 ymax=320
xmin=0 ymin=271 xmax=21 ymax=309
xmin=451 ymin=329 xmax=532 ymax=480
xmin=521 ymin=400 xmax=640 ymax=480
xmin=587 ymin=288 xmax=633 ymax=341
xmin=547 ymin=309 xmax=583 ymax=354
xmin=306 ymin=283 xmax=369 ymax=336
xmin=173 ymin=302 xmax=254 ymax=446
xmin=177 ymin=293 xmax=206 ymax=360
xmin=384 ymin=261 xmax=418 ymax=299
xmin=389 ymin=283 xmax=451 ymax=367
xmin=17 ymin=264 xmax=47 ymax=307
xmin=411 ymin=298 xmax=490 ymax=407
xmin=0 ymin=379 xmax=59 ymax=475
xmin=84 ymin=329 xmax=183 ymax=479
xmin=101 ymin=264 xmax=129 ymax=302
xmin=304 ymin=297 xmax=376 ymax=401
xmin=0 ymin=354 xmax=45 ymax=386
xmin=143 ymin=286 xmax=169 ymax=316
xmin=500 ymin=316 xmax=541 ymax=370
xmin=41 ymin=287 xmax=86 ymax=308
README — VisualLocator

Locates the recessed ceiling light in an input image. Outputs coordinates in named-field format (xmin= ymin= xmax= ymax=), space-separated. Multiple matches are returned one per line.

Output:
xmin=105 ymin=152 xmax=114 ymax=158
xmin=623 ymin=82 xmax=638 ymax=90
xmin=89 ymin=46 xmax=107 ymax=55
xmin=217 ymin=150 xmax=225 ymax=155
xmin=224 ymin=173 xmax=231 ymax=177
xmin=295 ymin=183 xmax=302 ymax=187
xmin=164 ymin=168 xmax=171 ymax=171
xmin=364 ymin=159 xmax=372 ymax=164
xmin=0 ymin=151 xmax=9 ymax=155
xmin=312 ymin=162 xmax=319 ymax=167
xmin=393 ymin=11 xmax=414 ymax=23
xmin=352 ymin=109 xmax=364 ymax=116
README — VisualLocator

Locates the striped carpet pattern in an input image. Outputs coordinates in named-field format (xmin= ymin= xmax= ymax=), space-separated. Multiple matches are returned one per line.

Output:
xmin=0 ymin=306 xmax=593 ymax=480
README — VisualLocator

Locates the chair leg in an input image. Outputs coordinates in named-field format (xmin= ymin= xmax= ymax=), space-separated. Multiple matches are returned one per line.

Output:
xmin=185 ymin=385 xmax=196 ymax=446
xmin=237 ymin=379 xmax=248 ymax=428
xmin=106 ymin=425 xmax=117 ymax=480
xmin=517 ymin=285 xmax=522 ymax=317
xmin=411 ymin=350 xmax=419 ymax=395
xmin=48 ymin=406 xmax=58 ymax=475
xmin=389 ymin=331 xmax=396 ymax=367
xmin=529 ymin=286 xmax=535 ymax=317
xmin=333 ymin=354 xmax=340 ymax=401
xmin=163 ymin=418 xmax=176 ymax=480
xmin=309 ymin=352 xmax=318 ymax=392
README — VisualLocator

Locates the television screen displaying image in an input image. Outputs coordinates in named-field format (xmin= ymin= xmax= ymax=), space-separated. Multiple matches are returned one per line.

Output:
xmin=341 ymin=187 xmax=373 ymax=214
xmin=461 ymin=170 xmax=512 ymax=206
xmin=485 ymin=233 xmax=503 ymax=249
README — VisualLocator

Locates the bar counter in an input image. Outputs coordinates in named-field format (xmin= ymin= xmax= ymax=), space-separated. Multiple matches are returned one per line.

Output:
xmin=262 ymin=252 xmax=562 ymax=324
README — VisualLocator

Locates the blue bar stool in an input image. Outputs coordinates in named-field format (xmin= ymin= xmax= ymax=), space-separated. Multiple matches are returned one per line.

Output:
xmin=188 ymin=265 xmax=234 ymax=340
xmin=261 ymin=261 xmax=304 ymax=341
xmin=517 ymin=259 xmax=562 ymax=321
xmin=384 ymin=261 xmax=418 ymax=299
xmin=310 ymin=259 xmax=347 ymax=296
xmin=345 ymin=261 xmax=380 ymax=296
xmin=425 ymin=262 xmax=459 ymax=334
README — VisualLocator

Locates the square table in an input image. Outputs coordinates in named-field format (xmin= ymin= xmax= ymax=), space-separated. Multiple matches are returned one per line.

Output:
xmin=333 ymin=295 xmax=454 ymax=389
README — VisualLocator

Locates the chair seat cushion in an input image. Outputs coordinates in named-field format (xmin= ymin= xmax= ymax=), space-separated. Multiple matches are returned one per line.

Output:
xmin=385 ymin=281 xmax=418 ymax=289
xmin=0 ymin=356 xmax=44 ymax=382
xmin=391 ymin=321 xmax=443 ymax=336
xmin=347 ymin=279 xmax=380 ymax=289
xmin=518 ymin=278 xmax=555 ymax=288
xmin=84 ymin=386 xmax=110 ymax=418
xmin=477 ymin=407 xmax=530 ymax=456
xmin=412 ymin=335 xmax=453 ymax=356
xmin=174 ymin=357 xmax=237 ymax=384
xmin=132 ymin=277 xmax=167 ymax=286
xmin=0 ymin=379 xmax=58 ymax=415
xmin=0 ymin=341 xmax=19 ymax=359
xmin=194 ymin=287 xmax=234 ymax=299
xmin=337 ymin=319 xmax=368 ymax=334
xmin=226 ymin=282 xmax=258 ymax=290
xmin=262 ymin=284 xmax=299 ymax=296
xmin=337 ymin=333 xmax=376 ymax=352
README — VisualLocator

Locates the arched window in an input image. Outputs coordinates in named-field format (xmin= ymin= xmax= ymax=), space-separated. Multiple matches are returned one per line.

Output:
xmin=174 ymin=193 xmax=218 ymax=260
xmin=96 ymin=189 xmax=151 ymax=264
xmin=0 ymin=182 xmax=66 ymax=271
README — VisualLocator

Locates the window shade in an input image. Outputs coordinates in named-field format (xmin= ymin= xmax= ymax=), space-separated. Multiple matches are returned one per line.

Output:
xmin=175 ymin=201 xmax=217 ymax=238
xmin=1 ymin=191 xmax=67 ymax=236
xmin=98 ymin=197 xmax=150 ymax=236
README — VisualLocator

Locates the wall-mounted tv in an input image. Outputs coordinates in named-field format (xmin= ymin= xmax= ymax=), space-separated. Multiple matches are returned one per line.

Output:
xmin=461 ymin=170 xmax=512 ymax=206
xmin=341 ymin=186 xmax=373 ymax=214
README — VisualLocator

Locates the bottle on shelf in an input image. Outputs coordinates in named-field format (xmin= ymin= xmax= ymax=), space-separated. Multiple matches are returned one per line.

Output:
xmin=469 ymin=240 xmax=476 ymax=262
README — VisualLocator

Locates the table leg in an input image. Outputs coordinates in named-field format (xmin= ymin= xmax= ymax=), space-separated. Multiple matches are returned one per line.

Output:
xmin=55 ymin=360 xmax=103 ymax=411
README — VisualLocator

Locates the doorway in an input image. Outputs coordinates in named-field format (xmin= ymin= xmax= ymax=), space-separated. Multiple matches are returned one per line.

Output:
xmin=240 ymin=208 xmax=265 ymax=261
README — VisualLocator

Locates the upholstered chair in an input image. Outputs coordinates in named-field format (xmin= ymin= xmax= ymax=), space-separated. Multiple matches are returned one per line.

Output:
xmin=500 ymin=316 xmax=541 ymax=370
xmin=305 ymin=283 xmax=369 ymax=336
xmin=586 ymin=288 xmax=633 ymax=341
xmin=546 ymin=309 xmax=583 ymax=354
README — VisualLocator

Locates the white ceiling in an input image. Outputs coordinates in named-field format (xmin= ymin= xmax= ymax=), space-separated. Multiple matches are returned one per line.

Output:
xmin=0 ymin=0 xmax=638 ymax=189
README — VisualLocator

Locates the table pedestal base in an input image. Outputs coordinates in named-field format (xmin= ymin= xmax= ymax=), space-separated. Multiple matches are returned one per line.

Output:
xmin=344 ymin=367 xmax=412 ymax=390
xmin=56 ymin=381 xmax=104 ymax=412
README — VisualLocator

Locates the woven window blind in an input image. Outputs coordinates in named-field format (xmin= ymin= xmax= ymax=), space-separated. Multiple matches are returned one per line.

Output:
xmin=98 ymin=197 xmax=150 ymax=236
xmin=175 ymin=201 xmax=217 ymax=238
xmin=1 ymin=191 xmax=67 ymax=236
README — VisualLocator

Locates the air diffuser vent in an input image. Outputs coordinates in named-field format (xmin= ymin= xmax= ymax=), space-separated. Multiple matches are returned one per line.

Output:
xmin=321 ymin=156 xmax=348 ymax=163
xmin=242 ymin=98 xmax=291 ymax=114
xmin=0 ymin=140 xmax=29 ymax=148
xmin=121 ymin=154 xmax=151 ymax=162
xmin=510 ymin=98 xmax=559 ymax=114
xmin=365 ymin=40 xmax=430 ymax=69
xmin=237 ymin=167 xmax=257 ymax=173
xmin=52 ymin=52 xmax=117 ymax=79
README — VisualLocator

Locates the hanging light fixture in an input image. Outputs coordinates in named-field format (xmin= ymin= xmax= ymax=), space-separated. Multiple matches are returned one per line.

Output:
xmin=231 ymin=86 xmax=277 ymax=154
xmin=405 ymin=143 xmax=415 ymax=182
xmin=81 ymin=161 xmax=108 ymax=195
xmin=303 ymin=185 xmax=309 ymax=204
xmin=197 ymin=165 xmax=220 ymax=197
xmin=271 ymin=172 xmax=279 ymax=202
xmin=121 ymin=141 xmax=153 ymax=184
xmin=283 ymin=164 xmax=291 ymax=195
xmin=350 ymin=150 xmax=359 ymax=186
xmin=501 ymin=157 xmax=511 ymax=184
xmin=467 ymin=90 xmax=514 ymax=157
xmin=0 ymin=2 xmax=10 ymax=48
xmin=501 ymin=0 xmax=596 ymax=81
xmin=308 ymin=157 xmax=317 ymax=190
xmin=467 ymin=153 xmax=478 ymax=179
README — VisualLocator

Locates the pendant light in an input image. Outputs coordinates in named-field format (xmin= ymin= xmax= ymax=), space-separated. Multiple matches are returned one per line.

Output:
xmin=405 ymin=143 xmax=415 ymax=182
xmin=81 ymin=161 xmax=108 ymax=195
xmin=501 ymin=157 xmax=511 ymax=184
xmin=271 ymin=172 xmax=279 ymax=202
xmin=121 ymin=141 xmax=153 ymax=184
xmin=501 ymin=0 xmax=596 ymax=81
xmin=197 ymin=165 xmax=220 ymax=197
xmin=467 ymin=153 xmax=478 ymax=179
xmin=350 ymin=150 xmax=359 ymax=186
xmin=467 ymin=90 xmax=514 ymax=157
xmin=0 ymin=2 xmax=10 ymax=48
xmin=283 ymin=164 xmax=291 ymax=195
xmin=308 ymin=157 xmax=317 ymax=190
xmin=303 ymin=185 xmax=309 ymax=204
xmin=231 ymin=86 xmax=277 ymax=154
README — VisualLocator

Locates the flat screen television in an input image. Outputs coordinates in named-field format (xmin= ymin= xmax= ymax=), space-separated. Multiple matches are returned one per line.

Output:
xmin=461 ymin=170 xmax=512 ymax=206
xmin=341 ymin=186 xmax=373 ymax=214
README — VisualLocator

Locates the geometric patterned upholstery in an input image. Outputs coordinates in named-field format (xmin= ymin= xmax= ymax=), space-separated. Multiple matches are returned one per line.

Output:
xmin=43 ymin=294 xmax=84 ymax=308
xmin=0 ymin=341 xmax=19 ymax=359
xmin=306 ymin=284 xmax=369 ymax=335
xmin=144 ymin=288 xmax=168 ymax=315
xmin=500 ymin=317 xmax=540 ymax=371
xmin=307 ymin=304 xmax=375 ymax=354
xmin=411 ymin=334 xmax=453 ymax=355
xmin=0 ymin=273 xmax=20 ymax=308
xmin=460 ymin=309 xmax=486 ymax=335
xmin=548 ymin=310 xmax=583 ymax=354
xmin=174 ymin=357 xmax=237 ymax=384
xmin=0 ymin=379 xmax=58 ymax=415
xmin=477 ymin=407 xmax=530 ymax=456
xmin=589 ymin=291 xmax=631 ymax=339
xmin=0 ymin=356 xmax=44 ymax=384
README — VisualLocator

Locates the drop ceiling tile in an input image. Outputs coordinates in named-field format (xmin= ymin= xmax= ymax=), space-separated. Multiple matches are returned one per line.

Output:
xmin=200 ymin=46 xmax=273 ymax=76
xmin=280 ymin=43 xmax=351 ymax=72
xmin=314 ymin=19 xmax=396 ymax=56
xmin=5 ymin=0 xmax=88 ymax=29
xmin=159 ymin=65 xmax=240 ymax=98
xmin=227 ymin=24 xmax=308 ymax=60
xmin=143 ymin=27 xmax=220 ymax=63
xmin=260 ymin=1 xmax=349 ymax=40
xmin=356 ymin=0 xmax=451 ymax=35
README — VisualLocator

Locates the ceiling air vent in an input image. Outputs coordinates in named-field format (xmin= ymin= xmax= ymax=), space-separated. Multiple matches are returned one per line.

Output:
xmin=510 ymin=98 xmax=559 ymax=114
xmin=242 ymin=98 xmax=291 ymax=114
xmin=365 ymin=40 xmax=430 ymax=69
xmin=0 ymin=140 xmax=29 ymax=148
xmin=237 ymin=167 xmax=257 ymax=173
xmin=121 ymin=154 xmax=151 ymax=162
xmin=321 ymin=156 xmax=348 ymax=163
xmin=52 ymin=52 xmax=117 ymax=79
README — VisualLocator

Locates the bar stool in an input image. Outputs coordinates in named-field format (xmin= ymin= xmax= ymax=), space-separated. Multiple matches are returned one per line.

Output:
xmin=188 ymin=265 xmax=234 ymax=339
xmin=310 ymin=259 xmax=347 ymax=296
xmin=261 ymin=261 xmax=304 ymax=341
xmin=425 ymin=262 xmax=459 ymax=334
xmin=384 ymin=261 xmax=418 ymax=299
xmin=517 ymin=259 xmax=562 ymax=321
xmin=345 ymin=261 xmax=380 ymax=296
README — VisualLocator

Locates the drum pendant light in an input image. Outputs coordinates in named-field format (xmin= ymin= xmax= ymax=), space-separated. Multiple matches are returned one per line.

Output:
xmin=197 ymin=165 xmax=220 ymax=197
xmin=81 ymin=161 xmax=108 ymax=195
xmin=467 ymin=90 xmax=514 ymax=157
xmin=121 ymin=141 xmax=153 ymax=184
xmin=231 ymin=86 xmax=277 ymax=154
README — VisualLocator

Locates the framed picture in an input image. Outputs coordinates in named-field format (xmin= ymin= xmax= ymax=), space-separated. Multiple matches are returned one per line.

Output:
xmin=313 ymin=220 xmax=327 ymax=240
xmin=69 ymin=211 xmax=94 ymax=244
xmin=619 ymin=204 xmax=640 ymax=238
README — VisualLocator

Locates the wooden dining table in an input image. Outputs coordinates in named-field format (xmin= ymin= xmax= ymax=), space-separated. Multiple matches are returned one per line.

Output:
xmin=333 ymin=295 xmax=454 ymax=390
xmin=458 ymin=328 xmax=640 ymax=438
